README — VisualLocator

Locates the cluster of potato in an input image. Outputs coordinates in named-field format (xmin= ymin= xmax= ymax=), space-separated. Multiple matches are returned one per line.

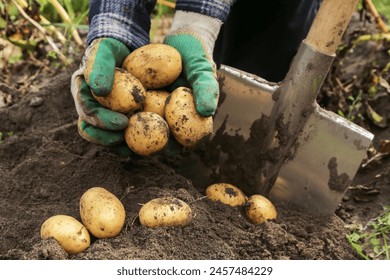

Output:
xmin=40 ymin=187 xmax=126 ymax=254
xmin=93 ymin=43 xmax=213 ymax=156
xmin=40 ymin=183 xmax=277 ymax=254
xmin=40 ymin=186 xmax=193 ymax=254
xmin=205 ymin=183 xmax=278 ymax=225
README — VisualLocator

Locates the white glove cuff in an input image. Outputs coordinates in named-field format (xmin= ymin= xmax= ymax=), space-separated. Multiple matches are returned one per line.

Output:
xmin=169 ymin=11 xmax=223 ymax=56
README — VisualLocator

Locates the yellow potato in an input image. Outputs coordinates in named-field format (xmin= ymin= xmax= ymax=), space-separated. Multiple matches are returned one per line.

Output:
xmin=122 ymin=43 xmax=182 ymax=89
xmin=245 ymin=195 xmax=277 ymax=225
xmin=40 ymin=215 xmax=90 ymax=254
xmin=92 ymin=68 xmax=146 ymax=114
xmin=143 ymin=90 xmax=170 ymax=118
xmin=205 ymin=183 xmax=247 ymax=207
xmin=165 ymin=87 xmax=213 ymax=147
xmin=80 ymin=187 xmax=126 ymax=238
xmin=139 ymin=197 xmax=192 ymax=228
xmin=125 ymin=111 xmax=170 ymax=156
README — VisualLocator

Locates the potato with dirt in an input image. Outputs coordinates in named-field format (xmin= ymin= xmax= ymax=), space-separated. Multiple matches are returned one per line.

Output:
xmin=206 ymin=183 xmax=247 ymax=207
xmin=165 ymin=87 xmax=213 ymax=147
xmin=40 ymin=215 xmax=91 ymax=254
xmin=142 ymin=90 xmax=170 ymax=118
xmin=245 ymin=195 xmax=277 ymax=224
xmin=80 ymin=187 xmax=126 ymax=238
xmin=122 ymin=43 xmax=182 ymax=89
xmin=92 ymin=68 xmax=146 ymax=114
xmin=139 ymin=197 xmax=192 ymax=228
xmin=124 ymin=111 xmax=170 ymax=156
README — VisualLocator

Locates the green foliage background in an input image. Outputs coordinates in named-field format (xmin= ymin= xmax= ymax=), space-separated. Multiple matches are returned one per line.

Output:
xmin=36 ymin=0 xmax=89 ymax=24
xmin=372 ymin=0 xmax=390 ymax=22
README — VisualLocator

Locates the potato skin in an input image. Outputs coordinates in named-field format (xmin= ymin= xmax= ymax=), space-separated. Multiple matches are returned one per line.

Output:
xmin=122 ymin=43 xmax=182 ymax=89
xmin=80 ymin=187 xmax=126 ymax=238
xmin=139 ymin=197 xmax=192 ymax=228
xmin=143 ymin=90 xmax=170 ymax=118
xmin=92 ymin=68 xmax=146 ymax=114
xmin=125 ymin=112 xmax=170 ymax=156
xmin=165 ymin=87 xmax=213 ymax=147
xmin=206 ymin=183 xmax=247 ymax=207
xmin=40 ymin=215 xmax=90 ymax=254
xmin=245 ymin=195 xmax=277 ymax=224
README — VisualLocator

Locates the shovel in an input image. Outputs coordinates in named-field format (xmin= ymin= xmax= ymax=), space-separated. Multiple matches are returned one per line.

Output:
xmin=176 ymin=0 xmax=374 ymax=215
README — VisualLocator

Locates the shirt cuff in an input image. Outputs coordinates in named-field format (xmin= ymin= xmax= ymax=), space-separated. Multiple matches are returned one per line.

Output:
xmin=175 ymin=0 xmax=235 ymax=22
xmin=87 ymin=0 xmax=152 ymax=50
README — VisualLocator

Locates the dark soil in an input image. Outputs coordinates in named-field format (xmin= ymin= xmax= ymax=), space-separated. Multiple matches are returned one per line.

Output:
xmin=0 ymin=14 xmax=389 ymax=260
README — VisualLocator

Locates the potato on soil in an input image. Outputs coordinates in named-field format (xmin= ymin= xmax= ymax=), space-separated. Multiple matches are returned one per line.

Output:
xmin=125 ymin=111 xmax=170 ymax=156
xmin=80 ymin=187 xmax=126 ymax=239
xmin=143 ymin=90 xmax=170 ymax=118
xmin=122 ymin=43 xmax=182 ymax=89
xmin=205 ymin=183 xmax=247 ymax=207
xmin=92 ymin=68 xmax=146 ymax=114
xmin=139 ymin=197 xmax=192 ymax=228
xmin=245 ymin=195 xmax=277 ymax=225
xmin=40 ymin=215 xmax=90 ymax=254
xmin=165 ymin=87 xmax=213 ymax=147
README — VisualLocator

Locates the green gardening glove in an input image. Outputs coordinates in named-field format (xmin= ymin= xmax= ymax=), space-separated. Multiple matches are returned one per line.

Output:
xmin=71 ymin=38 xmax=132 ymax=155
xmin=164 ymin=11 xmax=223 ymax=117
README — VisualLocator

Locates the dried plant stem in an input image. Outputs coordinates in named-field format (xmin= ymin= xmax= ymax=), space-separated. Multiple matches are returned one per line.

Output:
xmin=364 ymin=0 xmax=389 ymax=33
xmin=157 ymin=0 xmax=176 ymax=9
xmin=354 ymin=33 xmax=390 ymax=45
xmin=48 ymin=0 xmax=84 ymax=47
xmin=16 ymin=0 xmax=67 ymax=44
xmin=11 ymin=0 xmax=69 ymax=65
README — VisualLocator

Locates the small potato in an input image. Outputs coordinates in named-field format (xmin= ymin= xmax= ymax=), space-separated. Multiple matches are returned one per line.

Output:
xmin=205 ymin=183 xmax=247 ymax=207
xmin=245 ymin=195 xmax=277 ymax=225
xmin=40 ymin=215 xmax=90 ymax=254
xmin=125 ymin=111 xmax=170 ymax=156
xmin=143 ymin=90 xmax=170 ymax=118
xmin=80 ymin=187 xmax=126 ymax=239
xmin=139 ymin=197 xmax=192 ymax=228
xmin=165 ymin=87 xmax=213 ymax=147
xmin=122 ymin=43 xmax=182 ymax=89
xmin=92 ymin=68 xmax=146 ymax=114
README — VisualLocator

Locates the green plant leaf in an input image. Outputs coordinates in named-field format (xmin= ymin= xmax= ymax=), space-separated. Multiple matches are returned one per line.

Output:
xmin=347 ymin=233 xmax=369 ymax=260
xmin=338 ymin=109 xmax=345 ymax=118
xmin=64 ymin=0 xmax=75 ymax=21
xmin=347 ymin=206 xmax=390 ymax=260
xmin=366 ymin=103 xmax=387 ymax=128
xmin=372 ymin=0 xmax=390 ymax=23
xmin=73 ymin=7 xmax=89 ymax=27
xmin=348 ymin=232 xmax=363 ymax=242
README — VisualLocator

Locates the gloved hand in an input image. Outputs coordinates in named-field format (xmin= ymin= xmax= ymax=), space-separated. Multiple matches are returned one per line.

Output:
xmin=71 ymin=38 xmax=132 ymax=155
xmin=164 ymin=11 xmax=223 ymax=117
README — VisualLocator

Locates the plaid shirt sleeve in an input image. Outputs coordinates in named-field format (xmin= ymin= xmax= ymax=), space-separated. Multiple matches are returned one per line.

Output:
xmin=87 ymin=0 xmax=156 ymax=50
xmin=175 ymin=0 xmax=236 ymax=22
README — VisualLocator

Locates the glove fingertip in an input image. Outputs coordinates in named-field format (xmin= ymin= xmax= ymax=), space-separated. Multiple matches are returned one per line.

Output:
xmin=92 ymin=108 xmax=129 ymax=131
xmin=195 ymin=103 xmax=217 ymax=117
xmin=193 ymin=81 xmax=219 ymax=117
xmin=111 ymin=114 xmax=129 ymax=130
xmin=88 ymin=74 xmax=113 ymax=97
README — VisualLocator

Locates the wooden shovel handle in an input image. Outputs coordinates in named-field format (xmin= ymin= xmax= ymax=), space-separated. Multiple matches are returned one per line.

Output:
xmin=305 ymin=0 xmax=359 ymax=55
